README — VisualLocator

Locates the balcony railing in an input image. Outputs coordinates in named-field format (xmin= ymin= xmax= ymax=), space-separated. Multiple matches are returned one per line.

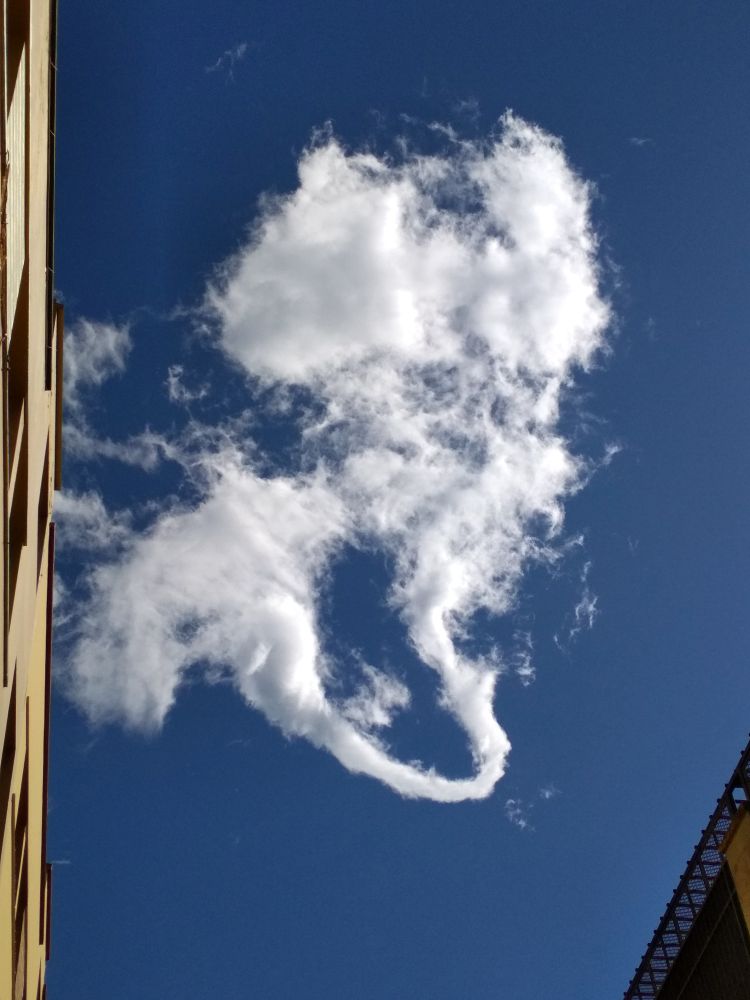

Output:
xmin=624 ymin=737 xmax=750 ymax=998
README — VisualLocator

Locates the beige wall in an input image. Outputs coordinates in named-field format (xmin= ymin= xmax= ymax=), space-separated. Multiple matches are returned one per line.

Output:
xmin=1 ymin=0 xmax=60 ymax=996
xmin=723 ymin=805 xmax=750 ymax=934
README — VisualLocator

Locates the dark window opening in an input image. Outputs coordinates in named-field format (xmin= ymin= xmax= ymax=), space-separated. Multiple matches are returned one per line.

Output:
xmin=8 ymin=443 xmax=28 ymax=623
xmin=44 ymin=1 xmax=58 ymax=392
xmin=7 ymin=267 xmax=29 ymax=620
xmin=36 ymin=446 xmax=49 ymax=582
xmin=0 ymin=676 xmax=17 ymax=851
xmin=6 ymin=0 xmax=30 ymax=107
xmin=8 ymin=266 xmax=29 ymax=465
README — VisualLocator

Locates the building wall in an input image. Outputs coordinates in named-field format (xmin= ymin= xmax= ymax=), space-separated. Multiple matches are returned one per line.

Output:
xmin=723 ymin=805 xmax=750 ymax=934
xmin=0 ymin=0 xmax=60 ymax=997
xmin=656 ymin=865 xmax=750 ymax=1000
xmin=624 ymin=743 xmax=750 ymax=999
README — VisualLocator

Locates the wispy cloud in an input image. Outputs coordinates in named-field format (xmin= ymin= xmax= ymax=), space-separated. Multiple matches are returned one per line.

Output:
xmin=452 ymin=97 xmax=481 ymax=125
xmin=165 ymin=364 xmax=209 ymax=406
xmin=570 ymin=562 xmax=599 ymax=639
xmin=342 ymin=665 xmax=411 ymax=731
xmin=64 ymin=423 xmax=174 ymax=471
xmin=60 ymin=115 xmax=611 ymax=802
xmin=55 ymin=490 xmax=132 ymax=552
xmin=64 ymin=318 xmax=131 ymax=413
xmin=205 ymin=42 xmax=248 ymax=80
xmin=62 ymin=318 xmax=176 ymax=470
xmin=629 ymin=136 xmax=653 ymax=148
xmin=555 ymin=560 xmax=599 ymax=649
xmin=539 ymin=784 xmax=560 ymax=801
xmin=511 ymin=631 xmax=536 ymax=687
xmin=505 ymin=798 xmax=532 ymax=830
xmin=505 ymin=784 xmax=560 ymax=830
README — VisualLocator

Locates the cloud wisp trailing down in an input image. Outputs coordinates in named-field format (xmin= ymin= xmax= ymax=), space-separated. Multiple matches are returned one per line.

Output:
xmin=554 ymin=559 xmax=599 ymax=651
xmin=54 ymin=490 xmax=133 ymax=553
xmin=63 ymin=318 xmax=175 ymax=470
xmin=205 ymin=42 xmax=248 ymax=79
xmin=62 ymin=114 xmax=610 ymax=802
xmin=64 ymin=317 xmax=131 ymax=413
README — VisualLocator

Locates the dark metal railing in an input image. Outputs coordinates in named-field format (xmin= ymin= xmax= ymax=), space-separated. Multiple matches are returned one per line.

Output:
xmin=624 ymin=737 xmax=750 ymax=998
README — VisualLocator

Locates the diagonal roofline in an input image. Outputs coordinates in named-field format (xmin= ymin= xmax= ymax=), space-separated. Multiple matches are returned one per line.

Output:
xmin=624 ymin=735 xmax=750 ymax=999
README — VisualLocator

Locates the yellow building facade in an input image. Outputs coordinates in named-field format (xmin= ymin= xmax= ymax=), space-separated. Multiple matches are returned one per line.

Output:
xmin=1 ymin=0 xmax=60 ymax=997
xmin=624 ymin=739 xmax=750 ymax=999
xmin=722 ymin=804 xmax=750 ymax=939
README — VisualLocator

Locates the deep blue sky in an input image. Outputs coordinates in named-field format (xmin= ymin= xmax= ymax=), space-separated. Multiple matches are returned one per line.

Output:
xmin=49 ymin=2 xmax=750 ymax=998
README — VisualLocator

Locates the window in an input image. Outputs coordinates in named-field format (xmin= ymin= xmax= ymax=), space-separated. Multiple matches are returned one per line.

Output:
xmin=36 ymin=447 xmax=49 ymax=582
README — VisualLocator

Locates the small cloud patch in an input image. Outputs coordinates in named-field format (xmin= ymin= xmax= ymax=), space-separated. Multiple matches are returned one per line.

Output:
xmin=205 ymin=42 xmax=248 ymax=80
xmin=505 ymin=798 xmax=532 ymax=831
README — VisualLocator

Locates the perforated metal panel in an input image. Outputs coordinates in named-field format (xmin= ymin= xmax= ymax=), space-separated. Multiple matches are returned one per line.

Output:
xmin=624 ymin=738 xmax=750 ymax=999
xmin=657 ymin=865 xmax=750 ymax=1000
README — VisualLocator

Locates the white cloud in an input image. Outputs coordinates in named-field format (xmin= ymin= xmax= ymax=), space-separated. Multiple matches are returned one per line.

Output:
xmin=573 ymin=588 xmax=598 ymax=634
xmin=556 ymin=560 xmax=599 ymax=649
xmin=452 ymin=97 xmax=481 ymax=123
xmin=55 ymin=490 xmax=132 ymax=552
xmin=62 ymin=318 xmax=177 ymax=471
xmin=511 ymin=631 xmax=535 ymax=687
xmin=506 ymin=785 xmax=559 ymax=827
xmin=166 ymin=364 xmax=208 ymax=405
xmin=504 ymin=798 xmax=532 ymax=830
xmin=64 ymin=423 xmax=173 ymax=471
xmin=53 ymin=574 xmax=73 ymax=632
xmin=64 ymin=318 xmax=131 ymax=411
xmin=341 ymin=665 xmax=411 ymax=731
xmin=205 ymin=42 xmax=248 ymax=78
xmin=62 ymin=318 xmax=165 ymax=468
xmin=63 ymin=115 xmax=610 ymax=802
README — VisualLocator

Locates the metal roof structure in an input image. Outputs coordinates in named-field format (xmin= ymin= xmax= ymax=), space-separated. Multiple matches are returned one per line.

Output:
xmin=623 ymin=737 xmax=750 ymax=999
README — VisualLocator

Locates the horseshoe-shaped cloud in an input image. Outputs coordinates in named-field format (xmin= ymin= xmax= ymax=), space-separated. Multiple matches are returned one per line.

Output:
xmin=63 ymin=114 xmax=610 ymax=801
